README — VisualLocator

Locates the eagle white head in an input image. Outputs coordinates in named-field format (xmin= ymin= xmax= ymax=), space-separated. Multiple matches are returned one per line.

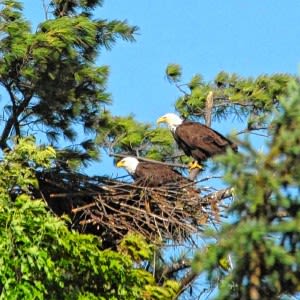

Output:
xmin=116 ymin=157 xmax=139 ymax=175
xmin=157 ymin=113 xmax=183 ymax=132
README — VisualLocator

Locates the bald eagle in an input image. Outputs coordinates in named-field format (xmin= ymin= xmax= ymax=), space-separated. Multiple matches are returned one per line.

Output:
xmin=157 ymin=113 xmax=237 ymax=164
xmin=116 ymin=156 xmax=191 ymax=187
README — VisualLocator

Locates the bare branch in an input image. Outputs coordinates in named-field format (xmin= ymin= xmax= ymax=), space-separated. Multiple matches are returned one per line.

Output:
xmin=175 ymin=83 xmax=189 ymax=96
xmin=202 ymin=188 xmax=233 ymax=203
xmin=177 ymin=270 xmax=199 ymax=298
xmin=188 ymin=167 xmax=201 ymax=181
xmin=0 ymin=85 xmax=33 ymax=150
xmin=160 ymin=259 xmax=191 ymax=281
xmin=205 ymin=91 xmax=214 ymax=127
xmin=236 ymin=126 xmax=269 ymax=136
xmin=109 ymin=152 xmax=189 ymax=169
xmin=42 ymin=0 xmax=51 ymax=20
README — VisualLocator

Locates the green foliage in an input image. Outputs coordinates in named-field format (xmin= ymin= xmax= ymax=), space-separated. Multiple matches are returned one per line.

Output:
xmin=118 ymin=233 xmax=154 ymax=262
xmin=201 ymin=80 xmax=300 ymax=299
xmin=0 ymin=138 xmax=177 ymax=299
xmin=0 ymin=137 xmax=55 ymax=197
xmin=50 ymin=0 xmax=104 ymax=17
xmin=1 ymin=2 xmax=299 ymax=299
xmin=166 ymin=66 xmax=292 ymax=127
xmin=166 ymin=64 xmax=182 ymax=82
xmin=0 ymin=199 xmax=154 ymax=299
xmin=144 ymin=280 xmax=180 ymax=300
xmin=0 ymin=0 xmax=137 ymax=166
xmin=188 ymin=74 xmax=203 ymax=90
xmin=96 ymin=112 xmax=176 ymax=161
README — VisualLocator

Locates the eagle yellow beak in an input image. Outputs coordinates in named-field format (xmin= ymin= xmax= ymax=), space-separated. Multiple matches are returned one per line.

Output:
xmin=157 ymin=116 xmax=167 ymax=124
xmin=116 ymin=160 xmax=124 ymax=167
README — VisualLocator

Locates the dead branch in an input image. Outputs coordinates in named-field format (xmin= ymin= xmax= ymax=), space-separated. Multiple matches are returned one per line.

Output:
xmin=202 ymin=188 xmax=233 ymax=203
xmin=177 ymin=270 xmax=199 ymax=299
xmin=110 ymin=152 xmax=188 ymax=169
xmin=160 ymin=259 xmax=192 ymax=282
xmin=205 ymin=91 xmax=214 ymax=128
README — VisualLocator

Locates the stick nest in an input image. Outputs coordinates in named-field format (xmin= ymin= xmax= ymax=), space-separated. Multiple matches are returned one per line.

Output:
xmin=35 ymin=169 xmax=231 ymax=248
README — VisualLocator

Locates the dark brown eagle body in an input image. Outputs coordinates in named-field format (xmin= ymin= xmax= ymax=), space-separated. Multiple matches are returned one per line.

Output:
xmin=133 ymin=161 xmax=190 ymax=187
xmin=174 ymin=121 xmax=238 ymax=163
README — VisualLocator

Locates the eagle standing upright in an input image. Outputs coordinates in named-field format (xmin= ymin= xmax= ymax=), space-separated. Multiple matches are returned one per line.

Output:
xmin=157 ymin=113 xmax=237 ymax=166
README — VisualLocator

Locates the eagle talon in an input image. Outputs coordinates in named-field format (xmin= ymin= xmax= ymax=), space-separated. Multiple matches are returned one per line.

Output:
xmin=188 ymin=161 xmax=203 ymax=171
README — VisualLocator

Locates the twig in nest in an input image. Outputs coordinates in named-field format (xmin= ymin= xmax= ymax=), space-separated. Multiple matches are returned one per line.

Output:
xmin=36 ymin=169 xmax=233 ymax=248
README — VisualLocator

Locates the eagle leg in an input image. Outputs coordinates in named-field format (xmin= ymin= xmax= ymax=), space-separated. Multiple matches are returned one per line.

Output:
xmin=188 ymin=160 xmax=203 ymax=171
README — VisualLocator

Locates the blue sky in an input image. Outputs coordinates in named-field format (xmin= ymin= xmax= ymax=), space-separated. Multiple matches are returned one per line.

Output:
xmin=21 ymin=1 xmax=300 ymax=175
xmin=98 ymin=1 xmax=300 ymax=119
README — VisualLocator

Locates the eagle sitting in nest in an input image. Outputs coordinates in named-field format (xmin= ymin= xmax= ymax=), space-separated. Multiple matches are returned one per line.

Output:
xmin=116 ymin=156 xmax=193 ymax=189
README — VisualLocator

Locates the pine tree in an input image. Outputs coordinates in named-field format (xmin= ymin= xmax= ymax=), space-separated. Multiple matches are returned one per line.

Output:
xmin=201 ymin=80 xmax=300 ymax=300
xmin=0 ymin=0 xmax=137 ymax=167
xmin=152 ymin=65 xmax=299 ymax=299
xmin=1 ymin=1 xmax=299 ymax=299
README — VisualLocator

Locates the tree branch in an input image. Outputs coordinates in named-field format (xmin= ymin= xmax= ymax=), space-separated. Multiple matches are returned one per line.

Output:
xmin=205 ymin=91 xmax=214 ymax=128
xmin=202 ymin=188 xmax=233 ymax=203
xmin=60 ymin=0 xmax=71 ymax=16
xmin=0 ymin=91 xmax=32 ymax=150
xmin=42 ymin=0 xmax=50 ymax=20
xmin=176 ymin=270 xmax=199 ymax=298
xmin=159 ymin=259 xmax=191 ymax=282
xmin=236 ymin=126 xmax=269 ymax=136
xmin=109 ymin=152 xmax=189 ymax=169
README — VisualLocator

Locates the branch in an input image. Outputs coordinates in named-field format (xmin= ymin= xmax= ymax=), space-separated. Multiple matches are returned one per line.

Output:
xmin=160 ymin=259 xmax=191 ymax=281
xmin=202 ymin=188 xmax=233 ymax=203
xmin=176 ymin=270 xmax=199 ymax=298
xmin=237 ymin=125 xmax=269 ymax=134
xmin=109 ymin=152 xmax=189 ymax=169
xmin=213 ymin=97 xmax=275 ymax=107
xmin=191 ymin=98 xmax=277 ymax=118
xmin=236 ymin=126 xmax=269 ymax=137
xmin=60 ymin=0 xmax=71 ymax=16
xmin=188 ymin=167 xmax=201 ymax=181
xmin=205 ymin=91 xmax=214 ymax=127
xmin=42 ymin=0 xmax=50 ymax=20
xmin=0 ymin=93 xmax=32 ymax=150
xmin=174 ymin=83 xmax=189 ymax=96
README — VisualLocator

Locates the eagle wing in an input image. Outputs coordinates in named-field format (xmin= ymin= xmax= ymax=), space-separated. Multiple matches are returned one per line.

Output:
xmin=135 ymin=162 xmax=187 ymax=187
xmin=175 ymin=121 xmax=236 ymax=160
